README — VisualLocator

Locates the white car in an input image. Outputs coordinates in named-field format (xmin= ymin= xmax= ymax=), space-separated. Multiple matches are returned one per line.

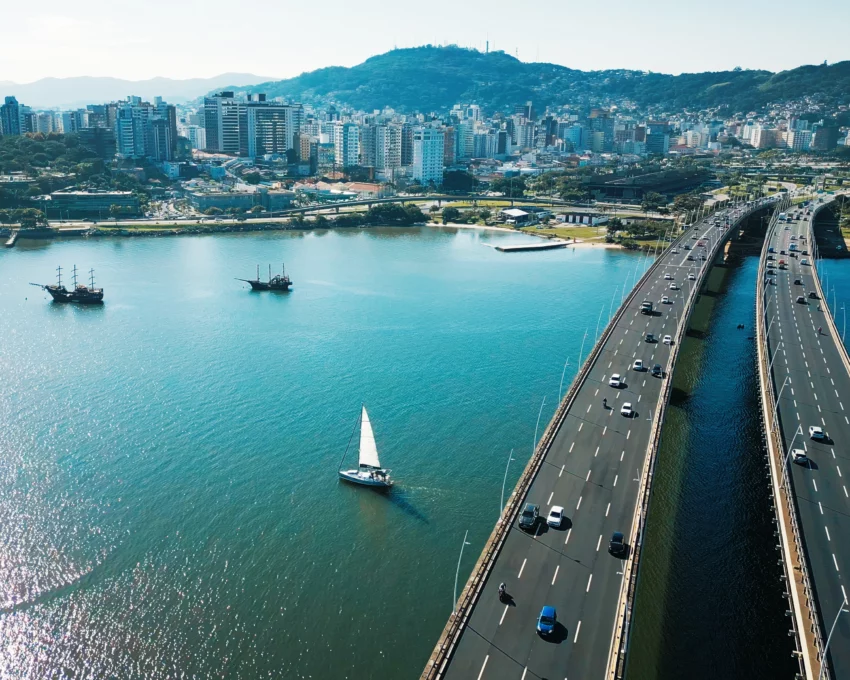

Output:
xmin=633 ymin=359 xmax=644 ymax=371
xmin=688 ymin=273 xmax=695 ymax=281
xmin=801 ymin=258 xmax=810 ymax=265
xmin=671 ymin=248 xmax=679 ymax=254
xmin=663 ymin=335 xmax=673 ymax=345
xmin=620 ymin=402 xmax=633 ymax=417
xmin=547 ymin=506 xmax=565 ymax=528
xmin=669 ymin=283 xmax=679 ymax=290
xmin=662 ymin=295 xmax=671 ymax=304
xmin=664 ymin=273 xmax=673 ymax=280
xmin=609 ymin=374 xmax=623 ymax=388
xmin=791 ymin=449 xmax=808 ymax=465
xmin=809 ymin=426 xmax=826 ymax=441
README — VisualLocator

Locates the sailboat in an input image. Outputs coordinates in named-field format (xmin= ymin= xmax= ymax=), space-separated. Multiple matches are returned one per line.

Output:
xmin=338 ymin=406 xmax=393 ymax=489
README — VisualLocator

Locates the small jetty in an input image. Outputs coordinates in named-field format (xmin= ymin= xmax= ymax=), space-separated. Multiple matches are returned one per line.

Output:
xmin=4 ymin=230 xmax=18 ymax=248
xmin=236 ymin=264 xmax=293 ymax=291
xmin=494 ymin=241 xmax=568 ymax=253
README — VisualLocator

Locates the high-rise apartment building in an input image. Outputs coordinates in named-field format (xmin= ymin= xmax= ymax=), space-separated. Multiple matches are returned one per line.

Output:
xmin=204 ymin=92 xmax=302 ymax=158
xmin=114 ymin=96 xmax=178 ymax=160
xmin=412 ymin=127 xmax=444 ymax=186
xmin=400 ymin=123 xmax=414 ymax=166
xmin=0 ymin=96 xmax=23 ymax=136
xmin=333 ymin=122 xmax=360 ymax=168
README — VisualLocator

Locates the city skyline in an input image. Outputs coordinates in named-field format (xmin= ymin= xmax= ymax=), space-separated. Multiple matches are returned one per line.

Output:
xmin=2 ymin=0 xmax=849 ymax=84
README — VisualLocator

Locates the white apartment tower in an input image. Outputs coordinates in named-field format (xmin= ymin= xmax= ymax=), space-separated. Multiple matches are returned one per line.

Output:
xmin=333 ymin=122 xmax=361 ymax=168
xmin=412 ymin=127 xmax=445 ymax=186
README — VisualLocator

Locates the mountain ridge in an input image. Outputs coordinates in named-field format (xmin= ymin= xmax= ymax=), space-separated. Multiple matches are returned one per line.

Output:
xmin=0 ymin=73 xmax=275 ymax=109
xmin=234 ymin=46 xmax=850 ymax=113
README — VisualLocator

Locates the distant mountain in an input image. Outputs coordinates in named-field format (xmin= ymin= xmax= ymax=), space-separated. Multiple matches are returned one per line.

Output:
xmin=1 ymin=73 xmax=276 ymax=109
xmin=237 ymin=46 xmax=850 ymax=113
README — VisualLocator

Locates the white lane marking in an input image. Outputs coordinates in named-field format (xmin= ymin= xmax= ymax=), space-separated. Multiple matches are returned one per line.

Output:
xmin=578 ymin=423 xmax=583 ymax=432
xmin=638 ymin=395 xmax=642 ymax=403
xmin=845 ymin=486 xmax=849 ymax=498
xmin=594 ymin=446 xmax=600 ymax=458
xmin=613 ymin=474 xmax=618 ymax=487
xmin=838 ymin=467 xmax=843 ymax=478
xmin=520 ymin=667 xmax=527 ymax=680
xmin=833 ymin=554 xmax=840 ymax=572
xmin=606 ymin=502 xmax=611 ymax=517
xmin=586 ymin=574 xmax=593 ymax=593
xmin=477 ymin=656 xmax=489 ymax=680
xmin=565 ymin=528 xmax=572 ymax=546
xmin=586 ymin=470 xmax=591 ymax=481
xmin=574 ymin=620 xmax=582 ymax=643
xmin=620 ymin=450 xmax=625 ymax=462
xmin=587 ymin=404 xmax=592 ymax=413
xmin=825 ymin=526 xmax=831 ymax=542
xmin=560 ymin=465 xmax=564 ymax=478
xmin=596 ymin=535 xmax=603 ymax=551
xmin=569 ymin=442 xmax=575 ymax=453
xmin=595 ymin=388 xmax=599 ymax=396
xmin=819 ymin=502 xmax=823 ymax=515
xmin=547 ymin=491 xmax=554 ymax=504
xmin=552 ymin=565 xmax=560 ymax=586
xmin=603 ymin=426 xmax=607 ymax=436
xmin=576 ymin=496 xmax=582 ymax=510
xmin=518 ymin=559 xmax=527 ymax=578
xmin=813 ymin=479 xmax=818 ymax=492
xmin=500 ymin=605 xmax=509 ymax=625
xmin=627 ymin=430 xmax=631 ymax=440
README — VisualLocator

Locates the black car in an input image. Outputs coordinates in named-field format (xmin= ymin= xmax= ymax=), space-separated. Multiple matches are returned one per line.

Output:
xmin=651 ymin=364 xmax=663 ymax=377
xmin=646 ymin=333 xmax=656 ymax=343
xmin=684 ymin=244 xmax=691 ymax=250
xmin=609 ymin=531 xmax=626 ymax=556
xmin=809 ymin=291 xmax=819 ymax=299
xmin=794 ymin=279 xmax=802 ymax=285
xmin=519 ymin=503 xmax=539 ymax=532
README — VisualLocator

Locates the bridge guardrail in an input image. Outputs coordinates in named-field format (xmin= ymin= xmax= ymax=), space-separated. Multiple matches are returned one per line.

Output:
xmin=420 ymin=199 xmax=738 ymax=680
xmin=757 ymin=196 xmax=821 ymax=679
xmin=608 ymin=199 xmax=767 ymax=678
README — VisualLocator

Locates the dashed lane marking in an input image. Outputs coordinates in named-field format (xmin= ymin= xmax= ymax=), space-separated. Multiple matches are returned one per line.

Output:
xmin=518 ymin=558 xmax=527 ymax=578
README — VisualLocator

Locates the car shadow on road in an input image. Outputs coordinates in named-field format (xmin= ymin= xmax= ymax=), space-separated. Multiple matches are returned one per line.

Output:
xmin=805 ymin=460 xmax=819 ymax=471
xmin=539 ymin=621 xmax=569 ymax=644
xmin=548 ymin=516 xmax=572 ymax=532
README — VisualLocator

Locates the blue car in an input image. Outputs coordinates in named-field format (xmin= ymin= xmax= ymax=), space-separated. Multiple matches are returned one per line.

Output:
xmin=537 ymin=605 xmax=557 ymax=636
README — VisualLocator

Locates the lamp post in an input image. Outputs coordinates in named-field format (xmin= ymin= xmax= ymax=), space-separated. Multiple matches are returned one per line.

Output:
xmin=453 ymin=530 xmax=471 ymax=614
xmin=559 ymin=358 xmax=571 ymax=403
xmin=533 ymin=396 xmax=547 ymax=454
xmin=771 ymin=376 xmax=790 ymax=432
xmin=608 ymin=285 xmax=620 ymax=321
xmin=768 ymin=341 xmax=784 ymax=375
xmin=501 ymin=448 xmax=515 ymax=519
xmin=780 ymin=425 xmax=804 ymax=489
xmin=595 ymin=304 xmax=605 ymax=341
xmin=577 ymin=329 xmax=589 ymax=368
xmin=818 ymin=599 xmax=850 ymax=680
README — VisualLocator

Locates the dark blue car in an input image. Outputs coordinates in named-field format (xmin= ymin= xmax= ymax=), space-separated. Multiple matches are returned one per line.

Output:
xmin=537 ymin=605 xmax=556 ymax=636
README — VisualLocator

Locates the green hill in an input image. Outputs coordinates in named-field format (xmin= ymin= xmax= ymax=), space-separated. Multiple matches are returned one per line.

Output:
xmin=239 ymin=46 xmax=850 ymax=113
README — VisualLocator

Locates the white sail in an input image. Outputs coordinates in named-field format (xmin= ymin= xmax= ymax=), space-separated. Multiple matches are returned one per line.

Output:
xmin=358 ymin=406 xmax=381 ymax=469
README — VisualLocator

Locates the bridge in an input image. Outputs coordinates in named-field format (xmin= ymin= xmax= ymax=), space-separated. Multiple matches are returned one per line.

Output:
xmin=757 ymin=194 xmax=850 ymax=680
xmin=421 ymin=197 xmax=774 ymax=680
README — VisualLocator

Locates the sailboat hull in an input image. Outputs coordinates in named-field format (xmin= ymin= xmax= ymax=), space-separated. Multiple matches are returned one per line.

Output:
xmin=338 ymin=469 xmax=392 ymax=488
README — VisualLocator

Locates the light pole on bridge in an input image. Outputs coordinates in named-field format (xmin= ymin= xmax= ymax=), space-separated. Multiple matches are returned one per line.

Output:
xmin=771 ymin=376 xmax=791 ymax=432
xmin=501 ymin=449 xmax=515 ymax=519
xmin=818 ymin=598 xmax=849 ymax=680
xmin=453 ymin=530 xmax=471 ymax=615
xmin=533 ymin=396 xmax=547 ymax=455
xmin=559 ymin=358 xmax=571 ymax=403
xmin=780 ymin=425 xmax=804 ymax=489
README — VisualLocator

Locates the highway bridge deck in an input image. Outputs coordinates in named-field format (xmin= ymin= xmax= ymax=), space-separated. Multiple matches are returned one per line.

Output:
xmin=424 ymin=200 xmax=768 ymax=680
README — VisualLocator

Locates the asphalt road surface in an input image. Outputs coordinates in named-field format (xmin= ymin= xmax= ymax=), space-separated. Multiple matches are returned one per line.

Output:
xmin=443 ymin=207 xmax=751 ymax=680
xmin=764 ymin=206 xmax=850 ymax=680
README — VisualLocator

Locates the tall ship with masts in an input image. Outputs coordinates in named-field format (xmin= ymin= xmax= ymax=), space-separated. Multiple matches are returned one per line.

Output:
xmin=236 ymin=264 xmax=292 ymax=291
xmin=338 ymin=406 xmax=393 ymax=489
xmin=31 ymin=265 xmax=104 ymax=304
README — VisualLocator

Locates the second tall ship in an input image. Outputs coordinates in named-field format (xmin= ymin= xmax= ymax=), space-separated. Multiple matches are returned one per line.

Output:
xmin=236 ymin=264 xmax=293 ymax=292
xmin=31 ymin=265 xmax=104 ymax=304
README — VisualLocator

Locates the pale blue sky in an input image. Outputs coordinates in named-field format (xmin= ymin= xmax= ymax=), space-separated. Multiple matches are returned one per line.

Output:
xmin=2 ymin=0 xmax=848 ymax=83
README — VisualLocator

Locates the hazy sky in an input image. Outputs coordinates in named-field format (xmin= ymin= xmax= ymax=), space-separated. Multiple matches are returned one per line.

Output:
xmin=2 ymin=0 xmax=848 ymax=83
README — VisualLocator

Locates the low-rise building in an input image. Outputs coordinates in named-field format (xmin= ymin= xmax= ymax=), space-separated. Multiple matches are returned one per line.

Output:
xmin=47 ymin=189 xmax=140 ymax=218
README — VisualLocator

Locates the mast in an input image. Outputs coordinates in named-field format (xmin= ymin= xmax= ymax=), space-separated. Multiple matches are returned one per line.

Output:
xmin=256 ymin=264 xmax=260 ymax=281
xmin=89 ymin=268 xmax=95 ymax=288
xmin=338 ymin=408 xmax=362 ymax=471
xmin=269 ymin=264 xmax=272 ymax=283
xmin=56 ymin=265 xmax=62 ymax=287
xmin=72 ymin=265 xmax=78 ymax=288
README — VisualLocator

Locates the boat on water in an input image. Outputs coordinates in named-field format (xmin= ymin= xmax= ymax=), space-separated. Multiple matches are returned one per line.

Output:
xmin=30 ymin=265 xmax=104 ymax=304
xmin=338 ymin=406 xmax=393 ymax=489
xmin=236 ymin=264 xmax=292 ymax=291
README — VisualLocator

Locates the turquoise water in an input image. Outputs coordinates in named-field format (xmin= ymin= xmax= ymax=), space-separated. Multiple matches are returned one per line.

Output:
xmin=0 ymin=228 xmax=648 ymax=678
xmin=817 ymin=258 xmax=850 ymax=351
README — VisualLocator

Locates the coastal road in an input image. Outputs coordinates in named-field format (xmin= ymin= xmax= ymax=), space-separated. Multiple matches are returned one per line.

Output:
xmin=765 ymin=205 xmax=850 ymax=679
xmin=441 ymin=209 xmax=745 ymax=680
